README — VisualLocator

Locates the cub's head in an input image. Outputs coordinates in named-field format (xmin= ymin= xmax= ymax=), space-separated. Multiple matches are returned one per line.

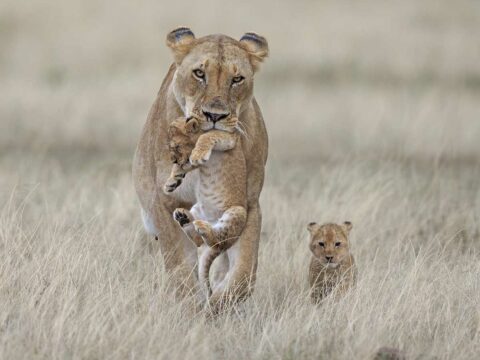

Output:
xmin=166 ymin=27 xmax=268 ymax=133
xmin=307 ymin=222 xmax=353 ymax=269
xmin=167 ymin=117 xmax=200 ymax=166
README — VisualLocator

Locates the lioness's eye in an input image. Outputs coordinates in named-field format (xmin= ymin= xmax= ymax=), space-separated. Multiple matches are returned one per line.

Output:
xmin=232 ymin=75 xmax=244 ymax=85
xmin=318 ymin=242 xmax=324 ymax=247
xmin=335 ymin=242 xmax=341 ymax=247
xmin=193 ymin=69 xmax=205 ymax=80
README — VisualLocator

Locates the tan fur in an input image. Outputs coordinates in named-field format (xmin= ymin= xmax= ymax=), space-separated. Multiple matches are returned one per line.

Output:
xmin=162 ymin=117 xmax=199 ymax=194
xmin=307 ymin=222 xmax=356 ymax=303
xmin=163 ymin=117 xmax=247 ymax=297
xmin=132 ymin=27 xmax=268 ymax=313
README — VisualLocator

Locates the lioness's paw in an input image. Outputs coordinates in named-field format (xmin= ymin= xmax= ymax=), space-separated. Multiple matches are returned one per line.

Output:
xmin=190 ymin=147 xmax=212 ymax=166
xmin=163 ymin=178 xmax=182 ymax=194
xmin=173 ymin=208 xmax=192 ymax=227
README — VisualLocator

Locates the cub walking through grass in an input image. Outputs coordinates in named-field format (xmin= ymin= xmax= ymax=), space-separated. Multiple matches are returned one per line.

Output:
xmin=164 ymin=116 xmax=247 ymax=300
xmin=307 ymin=221 xmax=356 ymax=303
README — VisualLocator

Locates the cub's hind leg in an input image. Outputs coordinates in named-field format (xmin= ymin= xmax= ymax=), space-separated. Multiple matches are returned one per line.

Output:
xmin=173 ymin=208 xmax=203 ymax=247
xmin=193 ymin=206 xmax=247 ymax=249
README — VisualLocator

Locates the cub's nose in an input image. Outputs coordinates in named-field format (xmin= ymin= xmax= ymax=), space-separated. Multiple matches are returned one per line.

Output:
xmin=325 ymin=256 xmax=334 ymax=262
xmin=203 ymin=111 xmax=229 ymax=123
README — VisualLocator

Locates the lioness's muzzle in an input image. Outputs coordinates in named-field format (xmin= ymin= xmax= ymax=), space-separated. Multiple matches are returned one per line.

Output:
xmin=201 ymin=97 xmax=230 ymax=123
xmin=202 ymin=111 xmax=230 ymax=123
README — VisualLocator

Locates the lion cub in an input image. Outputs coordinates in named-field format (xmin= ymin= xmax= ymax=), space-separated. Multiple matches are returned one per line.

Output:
xmin=164 ymin=117 xmax=247 ymax=297
xmin=307 ymin=221 xmax=356 ymax=303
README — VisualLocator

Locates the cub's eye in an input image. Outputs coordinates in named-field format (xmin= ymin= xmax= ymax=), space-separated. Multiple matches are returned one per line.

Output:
xmin=192 ymin=69 xmax=205 ymax=80
xmin=232 ymin=75 xmax=244 ymax=85
xmin=318 ymin=242 xmax=325 ymax=247
xmin=335 ymin=242 xmax=341 ymax=247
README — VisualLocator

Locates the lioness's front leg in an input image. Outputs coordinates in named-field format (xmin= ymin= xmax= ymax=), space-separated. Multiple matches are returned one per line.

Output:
xmin=190 ymin=131 xmax=237 ymax=166
xmin=145 ymin=201 xmax=201 ymax=306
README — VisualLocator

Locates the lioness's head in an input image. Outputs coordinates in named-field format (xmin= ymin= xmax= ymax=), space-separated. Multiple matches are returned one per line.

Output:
xmin=307 ymin=222 xmax=353 ymax=269
xmin=166 ymin=27 xmax=268 ymax=133
xmin=167 ymin=117 xmax=201 ymax=166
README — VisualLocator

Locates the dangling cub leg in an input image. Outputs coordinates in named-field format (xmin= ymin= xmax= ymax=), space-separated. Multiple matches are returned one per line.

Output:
xmin=193 ymin=206 xmax=247 ymax=249
xmin=163 ymin=164 xmax=187 ymax=194
xmin=173 ymin=208 xmax=203 ymax=247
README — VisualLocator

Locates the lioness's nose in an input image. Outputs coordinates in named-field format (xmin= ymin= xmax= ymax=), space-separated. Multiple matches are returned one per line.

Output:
xmin=203 ymin=111 xmax=229 ymax=123
xmin=325 ymin=256 xmax=333 ymax=262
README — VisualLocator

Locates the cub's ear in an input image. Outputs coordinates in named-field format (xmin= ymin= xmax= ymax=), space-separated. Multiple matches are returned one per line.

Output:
xmin=239 ymin=32 xmax=269 ymax=72
xmin=166 ymin=27 xmax=196 ymax=64
xmin=342 ymin=221 xmax=353 ymax=234
xmin=185 ymin=117 xmax=199 ymax=134
xmin=167 ymin=124 xmax=178 ymax=138
xmin=168 ymin=120 xmax=183 ymax=136
xmin=307 ymin=222 xmax=319 ymax=234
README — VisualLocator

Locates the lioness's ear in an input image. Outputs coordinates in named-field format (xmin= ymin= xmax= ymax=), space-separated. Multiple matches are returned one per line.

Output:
xmin=342 ymin=221 xmax=353 ymax=234
xmin=307 ymin=222 xmax=319 ymax=234
xmin=239 ymin=32 xmax=269 ymax=72
xmin=166 ymin=27 xmax=196 ymax=64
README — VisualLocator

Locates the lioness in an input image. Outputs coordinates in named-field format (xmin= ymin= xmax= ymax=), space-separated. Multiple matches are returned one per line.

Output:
xmin=308 ymin=222 xmax=356 ymax=303
xmin=163 ymin=116 xmax=247 ymax=299
xmin=132 ymin=27 xmax=268 ymax=312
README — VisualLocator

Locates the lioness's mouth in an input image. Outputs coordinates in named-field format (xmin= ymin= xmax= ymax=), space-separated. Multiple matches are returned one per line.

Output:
xmin=189 ymin=111 xmax=238 ymax=133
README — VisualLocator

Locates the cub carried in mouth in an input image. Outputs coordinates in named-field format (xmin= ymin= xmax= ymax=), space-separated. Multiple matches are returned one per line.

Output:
xmin=164 ymin=116 xmax=247 ymax=299
xmin=307 ymin=221 xmax=356 ymax=303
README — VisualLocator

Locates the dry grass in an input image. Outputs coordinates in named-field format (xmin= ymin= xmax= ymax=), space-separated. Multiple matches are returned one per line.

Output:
xmin=1 ymin=0 xmax=480 ymax=359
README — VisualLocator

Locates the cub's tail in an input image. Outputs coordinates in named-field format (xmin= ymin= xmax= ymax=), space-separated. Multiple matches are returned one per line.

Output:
xmin=198 ymin=246 xmax=222 ymax=296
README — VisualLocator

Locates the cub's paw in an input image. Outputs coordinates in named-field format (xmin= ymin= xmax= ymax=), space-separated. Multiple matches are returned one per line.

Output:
xmin=190 ymin=147 xmax=212 ymax=166
xmin=173 ymin=208 xmax=192 ymax=227
xmin=163 ymin=178 xmax=182 ymax=194
xmin=193 ymin=220 xmax=214 ymax=244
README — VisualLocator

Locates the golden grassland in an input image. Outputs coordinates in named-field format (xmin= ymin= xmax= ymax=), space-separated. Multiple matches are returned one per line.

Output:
xmin=1 ymin=0 xmax=479 ymax=358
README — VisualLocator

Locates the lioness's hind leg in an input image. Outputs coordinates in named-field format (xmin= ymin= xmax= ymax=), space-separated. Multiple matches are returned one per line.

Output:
xmin=193 ymin=206 xmax=247 ymax=249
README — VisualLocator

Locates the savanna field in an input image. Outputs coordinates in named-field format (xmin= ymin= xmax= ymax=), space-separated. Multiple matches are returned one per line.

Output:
xmin=1 ymin=0 xmax=480 ymax=359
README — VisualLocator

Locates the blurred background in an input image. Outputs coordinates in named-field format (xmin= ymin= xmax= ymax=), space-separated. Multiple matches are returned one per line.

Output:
xmin=1 ymin=0 xmax=480 ymax=160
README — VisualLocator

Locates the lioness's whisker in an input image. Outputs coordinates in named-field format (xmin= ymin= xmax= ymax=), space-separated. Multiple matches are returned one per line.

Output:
xmin=236 ymin=122 xmax=252 ymax=143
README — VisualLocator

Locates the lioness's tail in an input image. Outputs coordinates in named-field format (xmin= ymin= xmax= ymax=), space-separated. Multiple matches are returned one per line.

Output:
xmin=199 ymin=246 xmax=222 ymax=296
